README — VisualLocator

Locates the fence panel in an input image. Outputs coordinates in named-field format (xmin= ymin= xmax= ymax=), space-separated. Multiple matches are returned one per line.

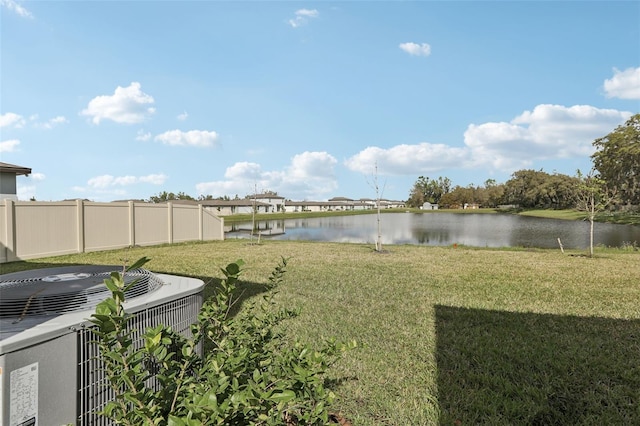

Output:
xmin=172 ymin=204 xmax=200 ymax=243
xmin=84 ymin=202 xmax=130 ymax=252
xmin=13 ymin=201 xmax=79 ymax=260
xmin=0 ymin=200 xmax=224 ymax=263
xmin=203 ymin=208 xmax=224 ymax=240
xmin=134 ymin=203 xmax=171 ymax=247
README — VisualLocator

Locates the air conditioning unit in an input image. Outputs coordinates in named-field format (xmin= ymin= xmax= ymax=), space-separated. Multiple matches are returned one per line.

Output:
xmin=0 ymin=265 xmax=205 ymax=426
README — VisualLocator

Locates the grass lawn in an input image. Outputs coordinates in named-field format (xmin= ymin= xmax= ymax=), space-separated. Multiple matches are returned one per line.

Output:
xmin=3 ymin=241 xmax=640 ymax=425
xmin=517 ymin=209 xmax=586 ymax=221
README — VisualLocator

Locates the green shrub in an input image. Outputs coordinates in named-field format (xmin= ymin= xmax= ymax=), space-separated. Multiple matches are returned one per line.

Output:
xmin=89 ymin=257 xmax=356 ymax=425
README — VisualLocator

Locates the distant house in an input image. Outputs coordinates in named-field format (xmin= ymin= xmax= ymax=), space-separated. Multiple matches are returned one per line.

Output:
xmin=380 ymin=199 xmax=406 ymax=209
xmin=286 ymin=201 xmax=329 ymax=213
xmin=325 ymin=198 xmax=355 ymax=211
xmin=353 ymin=200 xmax=375 ymax=210
xmin=328 ymin=196 xmax=353 ymax=203
xmin=422 ymin=202 xmax=439 ymax=210
xmin=0 ymin=162 xmax=31 ymax=201
xmin=253 ymin=194 xmax=285 ymax=213
xmin=199 ymin=199 xmax=271 ymax=216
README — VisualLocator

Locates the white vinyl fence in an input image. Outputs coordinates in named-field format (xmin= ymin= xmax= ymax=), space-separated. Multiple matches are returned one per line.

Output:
xmin=0 ymin=200 xmax=224 ymax=263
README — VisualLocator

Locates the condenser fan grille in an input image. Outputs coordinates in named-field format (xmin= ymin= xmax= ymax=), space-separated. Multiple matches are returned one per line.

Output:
xmin=0 ymin=266 xmax=164 ymax=318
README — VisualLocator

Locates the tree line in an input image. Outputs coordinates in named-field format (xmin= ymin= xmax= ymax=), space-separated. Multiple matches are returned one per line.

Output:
xmin=406 ymin=113 xmax=640 ymax=210
xmin=148 ymin=190 xmax=280 ymax=204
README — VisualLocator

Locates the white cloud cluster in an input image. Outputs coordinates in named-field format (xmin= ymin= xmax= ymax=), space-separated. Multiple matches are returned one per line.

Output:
xmin=1 ymin=112 xmax=68 ymax=129
xmin=1 ymin=0 xmax=32 ymax=18
xmin=17 ymin=185 xmax=36 ymax=200
xmin=154 ymin=130 xmax=219 ymax=147
xmin=87 ymin=173 xmax=167 ymax=189
xmin=81 ymin=82 xmax=155 ymax=124
xmin=289 ymin=8 xmax=319 ymax=28
xmin=345 ymin=144 xmax=468 ymax=175
xmin=30 ymin=172 xmax=46 ymax=181
xmin=604 ymin=67 xmax=640 ymax=100
xmin=37 ymin=116 xmax=68 ymax=129
xmin=196 ymin=151 xmax=337 ymax=200
xmin=0 ymin=139 xmax=21 ymax=153
xmin=346 ymin=104 xmax=631 ymax=176
xmin=465 ymin=104 xmax=631 ymax=170
xmin=16 ymin=173 xmax=47 ymax=200
xmin=177 ymin=111 xmax=189 ymax=121
xmin=0 ymin=112 xmax=26 ymax=128
xmin=399 ymin=42 xmax=432 ymax=57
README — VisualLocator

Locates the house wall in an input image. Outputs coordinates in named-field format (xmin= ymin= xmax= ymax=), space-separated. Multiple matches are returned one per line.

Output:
xmin=255 ymin=197 xmax=284 ymax=212
xmin=0 ymin=200 xmax=224 ymax=263
xmin=0 ymin=172 xmax=18 ymax=200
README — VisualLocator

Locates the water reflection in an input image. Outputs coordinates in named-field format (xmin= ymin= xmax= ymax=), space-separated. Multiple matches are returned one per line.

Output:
xmin=224 ymin=213 xmax=640 ymax=249
xmin=225 ymin=219 xmax=286 ymax=236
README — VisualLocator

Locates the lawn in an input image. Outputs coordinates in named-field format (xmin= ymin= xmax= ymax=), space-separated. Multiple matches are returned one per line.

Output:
xmin=3 ymin=240 xmax=640 ymax=425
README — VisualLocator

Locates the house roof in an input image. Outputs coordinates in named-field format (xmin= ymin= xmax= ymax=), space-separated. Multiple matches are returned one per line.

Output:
xmin=254 ymin=193 xmax=285 ymax=199
xmin=286 ymin=201 xmax=331 ymax=206
xmin=0 ymin=162 xmax=31 ymax=176
xmin=200 ymin=199 xmax=271 ymax=207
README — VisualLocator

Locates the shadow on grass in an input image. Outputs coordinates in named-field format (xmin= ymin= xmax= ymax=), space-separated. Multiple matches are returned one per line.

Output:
xmin=435 ymin=305 xmax=640 ymax=425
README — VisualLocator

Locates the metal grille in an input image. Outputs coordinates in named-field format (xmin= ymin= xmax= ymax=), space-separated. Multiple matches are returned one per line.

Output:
xmin=76 ymin=292 xmax=203 ymax=425
xmin=0 ymin=268 xmax=164 ymax=318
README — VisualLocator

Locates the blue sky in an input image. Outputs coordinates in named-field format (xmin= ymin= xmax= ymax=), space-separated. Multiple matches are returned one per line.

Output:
xmin=1 ymin=1 xmax=639 ymax=202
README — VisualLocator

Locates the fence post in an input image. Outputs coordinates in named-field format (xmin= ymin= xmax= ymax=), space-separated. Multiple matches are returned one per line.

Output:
xmin=4 ymin=199 xmax=17 ymax=262
xmin=129 ymin=201 xmax=135 ymax=247
xmin=76 ymin=199 xmax=85 ymax=253
xmin=167 ymin=202 xmax=174 ymax=244
xmin=198 ymin=204 xmax=204 ymax=241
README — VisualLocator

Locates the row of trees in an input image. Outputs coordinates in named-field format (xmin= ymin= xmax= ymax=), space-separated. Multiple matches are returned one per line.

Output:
xmin=407 ymin=113 xmax=640 ymax=210
xmin=148 ymin=190 xmax=280 ymax=204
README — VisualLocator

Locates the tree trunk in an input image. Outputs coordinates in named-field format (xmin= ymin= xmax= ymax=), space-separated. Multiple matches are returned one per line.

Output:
xmin=589 ymin=195 xmax=595 ymax=258
xmin=589 ymin=217 xmax=594 ymax=258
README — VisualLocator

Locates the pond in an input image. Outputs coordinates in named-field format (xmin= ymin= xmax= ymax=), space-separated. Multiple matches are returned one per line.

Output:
xmin=224 ymin=213 xmax=640 ymax=249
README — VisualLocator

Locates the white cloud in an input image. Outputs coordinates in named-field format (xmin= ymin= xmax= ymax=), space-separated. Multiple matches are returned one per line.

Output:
xmin=345 ymin=144 xmax=468 ymax=175
xmin=289 ymin=8 xmax=319 ymax=28
xmin=136 ymin=129 xmax=152 ymax=141
xmin=139 ymin=174 xmax=168 ymax=185
xmin=17 ymin=185 xmax=36 ymax=200
xmin=72 ymin=186 xmax=128 ymax=201
xmin=81 ymin=82 xmax=155 ymax=124
xmin=1 ymin=113 xmax=68 ymax=129
xmin=288 ymin=151 xmax=337 ymax=178
xmin=177 ymin=111 xmax=189 ymax=121
xmin=603 ymin=67 xmax=640 ymax=100
xmin=40 ymin=116 xmax=68 ymax=129
xmin=154 ymin=129 xmax=219 ymax=147
xmin=346 ymin=104 xmax=631 ymax=176
xmin=224 ymin=162 xmax=263 ymax=181
xmin=464 ymin=104 xmax=632 ymax=170
xmin=1 ymin=0 xmax=33 ymax=18
xmin=0 ymin=112 xmax=26 ymax=128
xmin=399 ymin=42 xmax=432 ymax=57
xmin=88 ymin=175 xmax=131 ymax=188
xmin=30 ymin=172 xmax=46 ymax=181
xmin=87 ymin=173 xmax=167 ymax=189
xmin=196 ymin=151 xmax=338 ymax=199
xmin=0 ymin=139 xmax=21 ymax=153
